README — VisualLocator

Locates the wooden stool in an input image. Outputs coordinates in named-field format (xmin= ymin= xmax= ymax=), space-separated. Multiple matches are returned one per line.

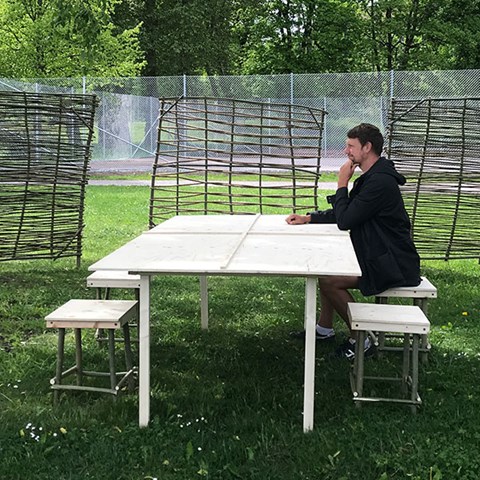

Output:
xmin=348 ymin=302 xmax=430 ymax=413
xmin=45 ymin=299 xmax=137 ymax=402
xmin=86 ymin=271 xmax=141 ymax=343
xmin=374 ymin=277 xmax=437 ymax=361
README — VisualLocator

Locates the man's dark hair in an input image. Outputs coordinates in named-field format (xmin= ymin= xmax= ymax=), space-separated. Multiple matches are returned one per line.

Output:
xmin=347 ymin=123 xmax=384 ymax=156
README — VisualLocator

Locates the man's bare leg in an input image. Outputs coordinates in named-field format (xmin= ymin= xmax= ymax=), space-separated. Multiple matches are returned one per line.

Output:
xmin=318 ymin=276 xmax=359 ymax=335
xmin=317 ymin=289 xmax=335 ymax=329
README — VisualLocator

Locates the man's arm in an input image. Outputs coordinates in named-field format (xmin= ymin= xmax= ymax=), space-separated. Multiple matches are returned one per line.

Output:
xmin=285 ymin=163 xmax=354 ymax=226
xmin=338 ymin=159 xmax=357 ymax=189
xmin=334 ymin=174 xmax=397 ymax=230
xmin=286 ymin=208 xmax=337 ymax=225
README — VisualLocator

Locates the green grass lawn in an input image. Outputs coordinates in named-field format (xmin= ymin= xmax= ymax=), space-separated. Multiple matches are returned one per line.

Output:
xmin=1 ymin=186 xmax=479 ymax=479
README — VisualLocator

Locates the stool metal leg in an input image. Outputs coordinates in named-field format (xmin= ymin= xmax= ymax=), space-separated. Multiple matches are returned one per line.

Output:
xmin=108 ymin=329 xmax=117 ymax=399
xmin=123 ymin=323 xmax=135 ymax=391
xmin=410 ymin=334 xmax=420 ymax=414
xmin=54 ymin=328 xmax=66 ymax=404
xmin=401 ymin=333 xmax=410 ymax=396
xmin=415 ymin=298 xmax=430 ymax=364
xmin=74 ymin=328 xmax=83 ymax=386
xmin=375 ymin=297 xmax=387 ymax=352
xmin=133 ymin=289 xmax=140 ymax=342
xmin=95 ymin=287 xmax=111 ymax=342
xmin=354 ymin=330 xmax=366 ymax=407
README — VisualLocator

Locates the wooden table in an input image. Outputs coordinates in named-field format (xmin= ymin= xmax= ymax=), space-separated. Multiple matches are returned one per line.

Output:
xmin=89 ymin=214 xmax=361 ymax=432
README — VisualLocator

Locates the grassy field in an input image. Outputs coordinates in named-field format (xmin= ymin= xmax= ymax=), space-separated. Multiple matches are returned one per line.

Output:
xmin=1 ymin=185 xmax=479 ymax=479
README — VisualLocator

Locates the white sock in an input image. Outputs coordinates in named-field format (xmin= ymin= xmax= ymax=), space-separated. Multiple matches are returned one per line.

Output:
xmin=348 ymin=337 xmax=371 ymax=348
xmin=316 ymin=325 xmax=334 ymax=335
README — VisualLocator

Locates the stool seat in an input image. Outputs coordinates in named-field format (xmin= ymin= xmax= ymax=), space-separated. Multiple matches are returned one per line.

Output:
xmin=46 ymin=299 xmax=137 ymax=329
xmin=374 ymin=277 xmax=436 ymax=362
xmin=349 ymin=303 xmax=430 ymax=335
xmin=86 ymin=271 xmax=141 ymax=289
xmin=376 ymin=277 xmax=437 ymax=299
xmin=45 ymin=299 xmax=137 ymax=401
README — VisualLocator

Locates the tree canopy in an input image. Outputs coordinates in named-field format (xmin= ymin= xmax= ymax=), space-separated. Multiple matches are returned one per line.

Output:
xmin=0 ymin=0 xmax=145 ymax=77
xmin=1 ymin=0 xmax=479 ymax=78
xmin=131 ymin=0 xmax=480 ymax=75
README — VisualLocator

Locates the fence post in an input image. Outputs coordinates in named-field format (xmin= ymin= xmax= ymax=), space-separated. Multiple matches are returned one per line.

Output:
xmin=83 ymin=76 xmax=86 ymax=94
xmin=290 ymin=73 xmax=294 ymax=104
xmin=183 ymin=74 xmax=187 ymax=97
xmin=390 ymin=69 xmax=394 ymax=99
xmin=323 ymin=97 xmax=327 ymax=155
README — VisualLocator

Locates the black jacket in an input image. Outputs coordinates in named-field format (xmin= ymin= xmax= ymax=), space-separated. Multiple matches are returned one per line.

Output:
xmin=310 ymin=157 xmax=421 ymax=296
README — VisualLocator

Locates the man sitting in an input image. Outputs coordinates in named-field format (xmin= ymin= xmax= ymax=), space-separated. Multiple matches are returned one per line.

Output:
xmin=286 ymin=123 xmax=421 ymax=360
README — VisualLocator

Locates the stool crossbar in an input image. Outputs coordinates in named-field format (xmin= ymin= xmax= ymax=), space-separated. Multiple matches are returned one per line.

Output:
xmin=348 ymin=302 xmax=430 ymax=413
xmin=45 ymin=299 xmax=138 ymax=402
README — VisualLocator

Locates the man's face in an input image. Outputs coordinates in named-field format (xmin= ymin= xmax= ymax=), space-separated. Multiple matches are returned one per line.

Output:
xmin=344 ymin=137 xmax=368 ymax=165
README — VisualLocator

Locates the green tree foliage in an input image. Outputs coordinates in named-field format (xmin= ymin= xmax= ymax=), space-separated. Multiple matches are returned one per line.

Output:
xmin=116 ymin=0 xmax=234 ymax=76
xmin=0 ymin=0 xmax=145 ymax=77
xmin=434 ymin=0 xmax=480 ymax=69
xmin=231 ymin=0 xmax=480 ymax=73
xmin=2 ymin=0 xmax=479 ymax=78
xmin=353 ymin=0 xmax=480 ymax=71
xmin=233 ymin=0 xmax=367 ymax=74
xmin=356 ymin=0 xmax=447 ymax=71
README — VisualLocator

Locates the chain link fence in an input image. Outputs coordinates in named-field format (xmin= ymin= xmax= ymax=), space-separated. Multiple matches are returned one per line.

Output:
xmin=1 ymin=70 xmax=480 ymax=170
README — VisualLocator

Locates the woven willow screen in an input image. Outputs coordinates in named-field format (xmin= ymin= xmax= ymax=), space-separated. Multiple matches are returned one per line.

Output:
xmin=0 ymin=91 xmax=97 ymax=264
xmin=150 ymin=97 xmax=326 ymax=226
xmin=387 ymin=97 xmax=480 ymax=260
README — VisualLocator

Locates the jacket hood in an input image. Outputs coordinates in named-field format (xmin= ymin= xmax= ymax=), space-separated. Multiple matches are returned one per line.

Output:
xmin=368 ymin=156 xmax=406 ymax=185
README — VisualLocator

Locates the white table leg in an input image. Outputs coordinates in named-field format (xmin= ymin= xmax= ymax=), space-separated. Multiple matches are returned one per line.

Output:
xmin=200 ymin=275 xmax=209 ymax=330
xmin=303 ymin=277 xmax=317 ymax=432
xmin=139 ymin=275 xmax=150 ymax=427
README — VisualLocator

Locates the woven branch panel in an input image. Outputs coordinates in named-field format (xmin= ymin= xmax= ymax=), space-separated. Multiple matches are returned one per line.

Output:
xmin=387 ymin=97 xmax=480 ymax=260
xmin=0 ymin=91 xmax=98 ymax=263
xmin=150 ymin=97 xmax=326 ymax=225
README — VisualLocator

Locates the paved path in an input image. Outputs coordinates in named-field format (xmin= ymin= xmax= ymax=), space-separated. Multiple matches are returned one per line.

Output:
xmin=88 ymin=179 xmax=339 ymax=189
xmin=89 ymin=156 xmax=343 ymax=189
xmin=90 ymin=157 xmax=344 ymax=173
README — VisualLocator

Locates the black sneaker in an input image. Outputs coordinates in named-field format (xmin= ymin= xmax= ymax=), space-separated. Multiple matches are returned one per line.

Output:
xmin=290 ymin=329 xmax=335 ymax=341
xmin=334 ymin=338 xmax=375 ymax=361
